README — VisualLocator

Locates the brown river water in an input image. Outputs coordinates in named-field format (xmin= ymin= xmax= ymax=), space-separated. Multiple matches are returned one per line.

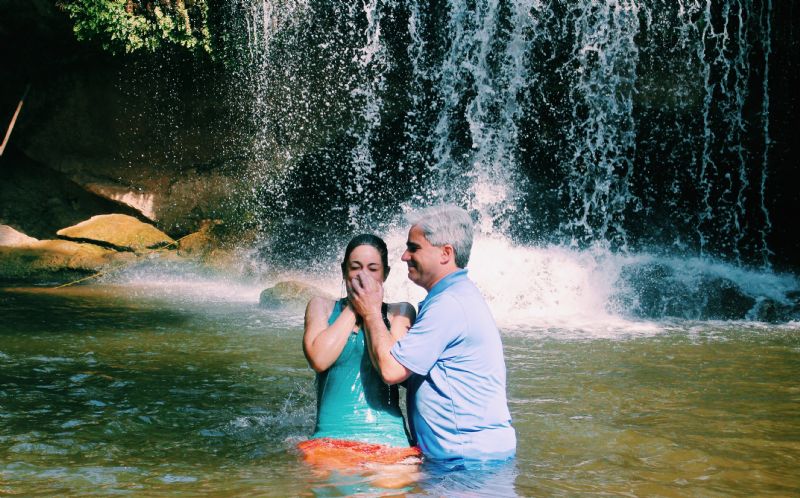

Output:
xmin=1 ymin=283 xmax=799 ymax=496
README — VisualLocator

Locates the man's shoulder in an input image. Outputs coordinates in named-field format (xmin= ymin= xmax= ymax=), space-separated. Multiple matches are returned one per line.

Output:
xmin=420 ymin=290 xmax=461 ymax=317
xmin=441 ymin=277 xmax=487 ymax=306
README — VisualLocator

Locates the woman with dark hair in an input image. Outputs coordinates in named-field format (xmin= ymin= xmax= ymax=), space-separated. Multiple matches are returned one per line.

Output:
xmin=298 ymin=234 xmax=419 ymax=468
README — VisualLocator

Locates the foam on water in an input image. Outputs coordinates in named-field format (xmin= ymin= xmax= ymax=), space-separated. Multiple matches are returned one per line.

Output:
xmin=382 ymin=233 xmax=663 ymax=335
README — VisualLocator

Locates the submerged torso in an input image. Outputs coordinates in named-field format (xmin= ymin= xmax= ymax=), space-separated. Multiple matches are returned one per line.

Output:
xmin=312 ymin=299 xmax=409 ymax=447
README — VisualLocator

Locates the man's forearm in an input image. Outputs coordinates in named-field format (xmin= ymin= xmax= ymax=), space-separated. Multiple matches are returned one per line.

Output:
xmin=362 ymin=313 xmax=408 ymax=384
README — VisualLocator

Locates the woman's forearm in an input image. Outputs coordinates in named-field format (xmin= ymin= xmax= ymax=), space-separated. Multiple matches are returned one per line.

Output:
xmin=303 ymin=304 xmax=357 ymax=372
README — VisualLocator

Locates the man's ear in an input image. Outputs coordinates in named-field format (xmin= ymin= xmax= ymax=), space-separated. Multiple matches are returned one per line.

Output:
xmin=440 ymin=244 xmax=455 ymax=264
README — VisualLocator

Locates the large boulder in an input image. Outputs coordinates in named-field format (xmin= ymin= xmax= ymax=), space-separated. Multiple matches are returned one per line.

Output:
xmin=613 ymin=261 xmax=760 ymax=320
xmin=0 ymin=237 xmax=133 ymax=282
xmin=57 ymin=214 xmax=175 ymax=252
xmin=259 ymin=280 xmax=333 ymax=310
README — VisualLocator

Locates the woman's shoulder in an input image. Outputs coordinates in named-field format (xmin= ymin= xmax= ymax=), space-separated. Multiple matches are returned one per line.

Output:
xmin=386 ymin=301 xmax=416 ymax=320
xmin=306 ymin=295 xmax=337 ymax=316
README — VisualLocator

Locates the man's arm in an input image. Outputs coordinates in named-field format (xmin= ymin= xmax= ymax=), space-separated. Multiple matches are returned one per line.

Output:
xmin=349 ymin=271 xmax=413 ymax=385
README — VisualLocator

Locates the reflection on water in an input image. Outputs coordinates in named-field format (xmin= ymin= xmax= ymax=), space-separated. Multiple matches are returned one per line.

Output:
xmin=1 ymin=285 xmax=799 ymax=496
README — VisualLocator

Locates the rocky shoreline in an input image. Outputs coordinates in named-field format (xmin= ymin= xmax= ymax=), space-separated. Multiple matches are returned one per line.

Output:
xmin=0 ymin=214 xmax=237 ymax=285
xmin=1 ymin=214 xmax=333 ymax=312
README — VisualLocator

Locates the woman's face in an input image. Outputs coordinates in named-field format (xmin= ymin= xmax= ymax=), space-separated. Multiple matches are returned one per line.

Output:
xmin=343 ymin=245 xmax=386 ymax=292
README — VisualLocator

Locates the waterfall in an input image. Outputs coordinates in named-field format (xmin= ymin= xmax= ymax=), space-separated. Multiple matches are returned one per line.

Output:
xmin=228 ymin=0 xmax=778 ymax=269
xmin=561 ymin=1 xmax=642 ymax=250
xmin=758 ymin=0 xmax=773 ymax=268
xmin=345 ymin=0 xmax=387 ymax=226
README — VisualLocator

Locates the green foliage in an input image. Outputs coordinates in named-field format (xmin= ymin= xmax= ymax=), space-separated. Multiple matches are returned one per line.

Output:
xmin=59 ymin=0 xmax=212 ymax=55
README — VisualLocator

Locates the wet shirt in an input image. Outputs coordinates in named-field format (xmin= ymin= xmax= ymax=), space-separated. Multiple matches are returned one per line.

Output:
xmin=391 ymin=269 xmax=516 ymax=461
xmin=312 ymin=300 xmax=410 ymax=447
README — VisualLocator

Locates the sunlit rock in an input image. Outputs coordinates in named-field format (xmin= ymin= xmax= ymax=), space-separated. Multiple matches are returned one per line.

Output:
xmin=177 ymin=219 xmax=224 ymax=259
xmin=0 ymin=239 xmax=134 ymax=281
xmin=259 ymin=281 xmax=333 ymax=309
xmin=0 ymin=225 xmax=39 ymax=246
xmin=83 ymin=181 xmax=156 ymax=220
xmin=57 ymin=214 xmax=175 ymax=252
xmin=0 ymin=149 xmax=151 ymax=240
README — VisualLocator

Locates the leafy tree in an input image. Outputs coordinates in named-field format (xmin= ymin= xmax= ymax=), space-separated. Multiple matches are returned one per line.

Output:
xmin=59 ymin=0 xmax=212 ymax=55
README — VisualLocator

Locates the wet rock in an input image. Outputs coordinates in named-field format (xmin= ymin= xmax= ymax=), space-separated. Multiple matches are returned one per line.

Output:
xmin=57 ymin=214 xmax=175 ymax=252
xmin=750 ymin=299 xmax=793 ymax=324
xmin=614 ymin=262 xmax=760 ymax=320
xmin=259 ymin=281 xmax=332 ymax=310
xmin=780 ymin=291 xmax=800 ymax=322
xmin=0 ymin=238 xmax=133 ymax=281
xmin=612 ymin=263 xmax=694 ymax=319
xmin=698 ymin=276 xmax=757 ymax=320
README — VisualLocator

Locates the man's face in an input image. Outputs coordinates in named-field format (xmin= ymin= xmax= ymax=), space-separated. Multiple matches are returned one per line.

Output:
xmin=401 ymin=225 xmax=443 ymax=291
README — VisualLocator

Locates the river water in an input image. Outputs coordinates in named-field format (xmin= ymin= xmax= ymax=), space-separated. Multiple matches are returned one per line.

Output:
xmin=2 ymin=264 xmax=799 ymax=496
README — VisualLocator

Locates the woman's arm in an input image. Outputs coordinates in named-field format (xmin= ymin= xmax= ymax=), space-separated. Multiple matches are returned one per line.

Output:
xmin=388 ymin=302 xmax=416 ymax=342
xmin=303 ymin=296 xmax=358 ymax=373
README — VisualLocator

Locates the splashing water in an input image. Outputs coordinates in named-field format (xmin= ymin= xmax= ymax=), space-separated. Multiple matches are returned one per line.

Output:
xmin=208 ymin=0 xmax=790 ymax=325
xmin=561 ymin=0 xmax=641 ymax=250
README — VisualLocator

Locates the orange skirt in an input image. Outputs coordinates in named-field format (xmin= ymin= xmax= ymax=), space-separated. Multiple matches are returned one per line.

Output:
xmin=297 ymin=438 xmax=422 ymax=467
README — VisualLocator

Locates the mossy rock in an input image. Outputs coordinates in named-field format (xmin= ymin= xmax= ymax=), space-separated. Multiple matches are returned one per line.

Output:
xmin=259 ymin=280 xmax=333 ymax=310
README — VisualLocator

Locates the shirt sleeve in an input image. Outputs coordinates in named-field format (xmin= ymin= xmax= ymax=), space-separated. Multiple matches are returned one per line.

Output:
xmin=390 ymin=294 xmax=463 ymax=375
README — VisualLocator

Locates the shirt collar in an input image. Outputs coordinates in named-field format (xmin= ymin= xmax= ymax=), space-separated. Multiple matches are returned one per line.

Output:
xmin=419 ymin=268 xmax=468 ymax=307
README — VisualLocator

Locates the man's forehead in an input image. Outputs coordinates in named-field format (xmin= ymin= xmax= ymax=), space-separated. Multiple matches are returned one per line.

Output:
xmin=406 ymin=225 xmax=427 ymax=244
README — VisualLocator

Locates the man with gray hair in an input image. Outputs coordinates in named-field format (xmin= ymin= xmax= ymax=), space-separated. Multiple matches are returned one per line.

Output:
xmin=350 ymin=204 xmax=516 ymax=463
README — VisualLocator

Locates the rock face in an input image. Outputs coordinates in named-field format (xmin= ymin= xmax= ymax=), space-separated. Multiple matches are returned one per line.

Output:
xmin=0 ymin=235 xmax=132 ymax=281
xmin=57 ymin=214 xmax=175 ymax=252
xmin=0 ymin=148 xmax=152 ymax=240
xmin=177 ymin=219 xmax=224 ymax=259
xmin=0 ymin=225 xmax=38 ymax=246
xmin=259 ymin=280 xmax=333 ymax=310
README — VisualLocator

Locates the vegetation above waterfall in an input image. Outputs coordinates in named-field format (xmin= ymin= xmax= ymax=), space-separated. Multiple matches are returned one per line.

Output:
xmin=58 ymin=0 xmax=212 ymax=55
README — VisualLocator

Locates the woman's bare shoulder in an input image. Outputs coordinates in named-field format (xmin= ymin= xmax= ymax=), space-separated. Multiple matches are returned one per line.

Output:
xmin=387 ymin=301 xmax=416 ymax=320
xmin=306 ymin=295 xmax=336 ymax=316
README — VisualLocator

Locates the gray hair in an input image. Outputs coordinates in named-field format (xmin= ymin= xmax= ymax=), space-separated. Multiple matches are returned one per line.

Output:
xmin=407 ymin=204 xmax=474 ymax=268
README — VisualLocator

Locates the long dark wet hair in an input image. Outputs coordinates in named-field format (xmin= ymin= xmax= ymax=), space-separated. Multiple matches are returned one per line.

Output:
xmin=341 ymin=234 xmax=390 ymax=279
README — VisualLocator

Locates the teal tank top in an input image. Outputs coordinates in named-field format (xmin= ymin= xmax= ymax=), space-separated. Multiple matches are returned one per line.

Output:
xmin=312 ymin=299 xmax=410 ymax=447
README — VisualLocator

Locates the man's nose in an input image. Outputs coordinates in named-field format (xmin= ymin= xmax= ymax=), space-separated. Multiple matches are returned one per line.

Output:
xmin=401 ymin=250 xmax=410 ymax=262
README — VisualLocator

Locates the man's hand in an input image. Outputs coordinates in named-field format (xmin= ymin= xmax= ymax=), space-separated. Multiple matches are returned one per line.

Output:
xmin=349 ymin=270 xmax=384 ymax=318
xmin=349 ymin=270 xmax=412 ymax=385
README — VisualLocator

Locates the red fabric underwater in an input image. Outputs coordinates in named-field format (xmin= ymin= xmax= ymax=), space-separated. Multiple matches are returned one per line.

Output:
xmin=297 ymin=438 xmax=421 ymax=466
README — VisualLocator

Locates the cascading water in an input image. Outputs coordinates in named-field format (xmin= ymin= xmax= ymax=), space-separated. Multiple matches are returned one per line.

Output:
xmin=561 ymin=1 xmax=641 ymax=251
xmin=218 ymin=0 xmax=796 ymax=325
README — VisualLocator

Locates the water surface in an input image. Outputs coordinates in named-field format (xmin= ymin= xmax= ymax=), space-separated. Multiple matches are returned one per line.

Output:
xmin=1 ymin=284 xmax=798 ymax=496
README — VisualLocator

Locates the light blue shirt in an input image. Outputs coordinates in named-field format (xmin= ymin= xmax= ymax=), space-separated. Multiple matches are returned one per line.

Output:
xmin=391 ymin=269 xmax=516 ymax=461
